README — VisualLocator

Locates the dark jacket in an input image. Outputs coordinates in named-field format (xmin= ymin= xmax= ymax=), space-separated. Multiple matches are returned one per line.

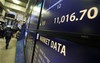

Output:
xmin=4 ymin=28 xmax=13 ymax=37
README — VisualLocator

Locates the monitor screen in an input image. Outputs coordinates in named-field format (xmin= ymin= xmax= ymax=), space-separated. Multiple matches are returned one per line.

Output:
xmin=39 ymin=0 xmax=100 ymax=35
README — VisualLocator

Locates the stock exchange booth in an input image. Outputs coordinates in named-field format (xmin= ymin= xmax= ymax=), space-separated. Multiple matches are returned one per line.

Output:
xmin=25 ymin=0 xmax=100 ymax=63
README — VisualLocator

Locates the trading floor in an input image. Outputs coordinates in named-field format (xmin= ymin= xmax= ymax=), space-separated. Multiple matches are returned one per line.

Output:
xmin=0 ymin=38 xmax=17 ymax=63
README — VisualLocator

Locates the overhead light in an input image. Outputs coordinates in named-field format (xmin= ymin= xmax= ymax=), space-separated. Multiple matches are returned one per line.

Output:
xmin=33 ymin=6 xmax=49 ymax=14
xmin=12 ymin=0 xmax=21 ymax=4
xmin=33 ymin=6 xmax=41 ymax=13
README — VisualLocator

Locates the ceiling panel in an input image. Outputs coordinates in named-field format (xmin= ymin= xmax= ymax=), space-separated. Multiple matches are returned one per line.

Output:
xmin=5 ymin=0 xmax=28 ymax=7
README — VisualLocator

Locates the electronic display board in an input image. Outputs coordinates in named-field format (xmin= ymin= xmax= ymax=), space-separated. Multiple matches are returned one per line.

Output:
xmin=39 ymin=0 xmax=100 ymax=35
xmin=29 ymin=0 xmax=100 ymax=63
xmin=25 ymin=32 xmax=35 ymax=63
xmin=25 ymin=0 xmax=43 ymax=63
xmin=33 ymin=33 xmax=100 ymax=63
xmin=28 ymin=0 xmax=43 ymax=31
xmin=28 ymin=15 xmax=39 ymax=31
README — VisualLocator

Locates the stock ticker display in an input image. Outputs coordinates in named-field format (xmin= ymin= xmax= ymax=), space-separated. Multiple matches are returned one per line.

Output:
xmin=33 ymin=33 xmax=100 ymax=63
xmin=39 ymin=0 xmax=100 ymax=35
xmin=31 ymin=0 xmax=100 ymax=63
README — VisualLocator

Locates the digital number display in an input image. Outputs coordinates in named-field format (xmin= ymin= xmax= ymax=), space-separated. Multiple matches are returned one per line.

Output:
xmin=54 ymin=7 xmax=98 ymax=24
xmin=33 ymin=0 xmax=100 ymax=63
xmin=39 ymin=0 xmax=100 ymax=35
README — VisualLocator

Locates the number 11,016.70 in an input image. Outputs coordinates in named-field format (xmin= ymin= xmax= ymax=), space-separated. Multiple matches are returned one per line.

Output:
xmin=54 ymin=7 xmax=98 ymax=24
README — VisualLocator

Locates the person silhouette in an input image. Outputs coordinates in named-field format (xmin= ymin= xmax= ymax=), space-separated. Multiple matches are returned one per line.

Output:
xmin=4 ymin=27 xmax=13 ymax=49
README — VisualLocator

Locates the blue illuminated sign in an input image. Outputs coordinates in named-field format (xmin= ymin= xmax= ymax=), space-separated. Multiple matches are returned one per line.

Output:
xmin=39 ymin=0 xmax=100 ymax=35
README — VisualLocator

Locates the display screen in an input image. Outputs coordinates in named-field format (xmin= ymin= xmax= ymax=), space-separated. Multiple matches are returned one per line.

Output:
xmin=29 ymin=0 xmax=100 ymax=63
xmin=39 ymin=0 xmax=100 ymax=35
xmin=25 ymin=0 xmax=43 ymax=63
xmin=33 ymin=34 xmax=100 ymax=63
xmin=25 ymin=32 xmax=35 ymax=63
xmin=29 ymin=0 xmax=43 ymax=31
xmin=5 ymin=13 xmax=15 ymax=18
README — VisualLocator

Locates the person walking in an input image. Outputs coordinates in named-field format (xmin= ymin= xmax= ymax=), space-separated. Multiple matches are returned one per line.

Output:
xmin=4 ymin=27 xmax=13 ymax=49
